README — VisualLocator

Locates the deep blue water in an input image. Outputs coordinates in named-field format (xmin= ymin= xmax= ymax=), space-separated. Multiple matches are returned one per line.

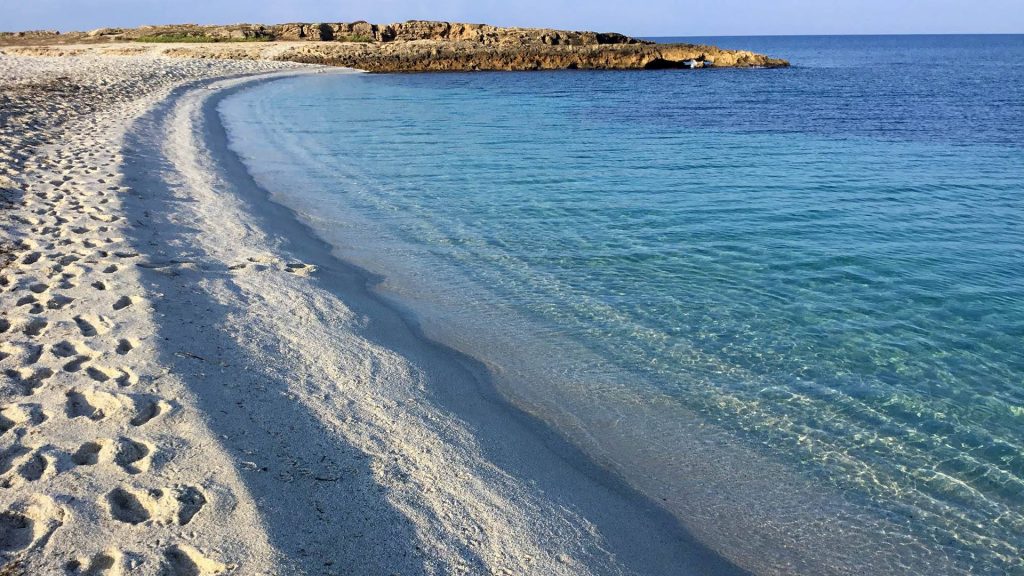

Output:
xmin=221 ymin=35 xmax=1024 ymax=575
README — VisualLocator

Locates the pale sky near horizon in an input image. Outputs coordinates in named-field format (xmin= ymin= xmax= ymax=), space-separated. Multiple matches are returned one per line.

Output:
xmin=3 ymin=0 xmax=1023 ymax=36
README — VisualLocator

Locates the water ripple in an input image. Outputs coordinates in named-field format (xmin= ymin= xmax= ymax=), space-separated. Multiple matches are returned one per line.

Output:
xmin=221 ymin=35 xmax=1024 ymax=575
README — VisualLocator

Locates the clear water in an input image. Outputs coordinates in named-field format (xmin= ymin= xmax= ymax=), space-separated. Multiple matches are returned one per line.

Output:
xmin=220 ymin=35 xmax=1024 ymax=575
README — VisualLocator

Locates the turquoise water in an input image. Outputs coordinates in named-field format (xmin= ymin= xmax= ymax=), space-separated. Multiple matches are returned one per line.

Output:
xmin=221 ymin=35 xmax=1024 ymax=575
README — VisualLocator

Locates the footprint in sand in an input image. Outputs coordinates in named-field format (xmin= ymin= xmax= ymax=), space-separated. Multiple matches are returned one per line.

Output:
xmin=57 ymin=254 xmax=82 ymax=267
xmin=115 ymin=339 xmax=135 ymax=356
xmin=285 ymin=262 xmax=317 ymax=277
xmin=73 ymin=314 xmax=112 ymax=337
xmin=129 ymin=397 xmax=171 ymax=427
xmin=173 ymin=486 xmax=207 ymax=526
xmin=0 ymin=495 xmax=65 ymax=559
xmin=241 ymin=254 xmax=278 ymax=272
xmin=162 ymin=545 xmax=227 ymax=576
xmin=23 ymin=344 xmax=43 ymax=365
xmin=116 ymin=367 xmax=139 ymax=387
xmin=71 ymin=437 xmax=153 ymax=474
xmin=63 ymin=355 xmax=92 ymax=373
xmin=53 ymin=263 xmax=82 ymax=278
xmin=111 ymin=295 xmax=134 ymax=311
xmin=57 ymin=275 xmax=79 ymax=291
xmin=114 ymin=437 xmax=154 ymax=475
xmin=23 ymin=317 xmax=49 ymax=338
xmin=46 ymin=294 xmax=75 ymax=310
xmin=66 ymin=548 xmax=123 ymax=576
xmin=85 ymin=365 xmax=137 ymax=387
xmin=104 ymin=486 xmax=157 ymax=525
xmin=0 ymin=404 xmax=46 ymax=436
xmin=52 ymin=339 xmax=95 ymax=361
xmin=114 ymin=367 xmax=139 ymax=387
xmin=5 ymin=367 xmax=54 ymax=396
xmin=65 ymin=388 xmax=122 ymax=421
xmin=0 ymin=511 xmax=36 ymax=557
xmin=71 ymin=439 xmax=113 ymax=466
xmin=0 ymin=445 xmax=30 ymax=477
xmin=1 ymin=342 xmax=43 ymax=366
xmin=104 ymin=484 xmax=207 ymax=527
xmin=1 ymin=447 xmax=53 ymax=486
xmin=85 ymin=365 xmax=116 ymax=383
xmin=16 ymin=295 xmax=45 ymax=315
xmin=90 ymin=213 xmax=121 ymax=224
xmin=16 ymin=294 xmax=37 ymax=307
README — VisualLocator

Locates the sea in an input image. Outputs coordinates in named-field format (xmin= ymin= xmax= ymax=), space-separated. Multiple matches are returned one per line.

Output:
xmin=219 ymin=35 xmax=1024 ymax=575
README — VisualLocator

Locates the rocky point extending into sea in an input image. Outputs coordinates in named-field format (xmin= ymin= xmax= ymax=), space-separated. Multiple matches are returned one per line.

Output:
xmin=0 ymin=20 xmax=789 ymax=71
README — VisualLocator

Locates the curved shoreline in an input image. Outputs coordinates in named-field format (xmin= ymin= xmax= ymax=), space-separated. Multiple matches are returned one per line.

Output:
xmin=215 ymin=70 xmax=985 ymax=576
xmin=124 ymin=67 xmax=752 ymax=574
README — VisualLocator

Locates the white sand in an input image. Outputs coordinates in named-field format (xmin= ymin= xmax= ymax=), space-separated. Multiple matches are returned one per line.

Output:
xmin=0 ymin=52 xmax=744 ymax=575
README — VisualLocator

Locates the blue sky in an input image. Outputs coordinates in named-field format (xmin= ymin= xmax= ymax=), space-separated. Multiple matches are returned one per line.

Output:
xmin=4 ymin=0 xmax=1023 ymax=36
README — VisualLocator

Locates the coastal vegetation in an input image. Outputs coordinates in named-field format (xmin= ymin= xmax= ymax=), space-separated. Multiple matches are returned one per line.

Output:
xmin=337 ymin=34 xmax=375 ymax=43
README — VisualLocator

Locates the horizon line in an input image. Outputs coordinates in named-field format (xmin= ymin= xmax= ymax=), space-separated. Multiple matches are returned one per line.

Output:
xmin=3 ymin=22 xmax=1022 ymax=38
xmin=641 ymin=31 xmax=1024 ymax=37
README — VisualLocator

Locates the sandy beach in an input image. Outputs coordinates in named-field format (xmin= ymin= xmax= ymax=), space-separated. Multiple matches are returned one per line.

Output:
xmin=0 ymin=51 xmax=745 ymax=575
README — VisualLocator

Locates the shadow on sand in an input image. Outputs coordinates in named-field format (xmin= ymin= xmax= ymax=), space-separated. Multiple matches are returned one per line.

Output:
xmin=117 ymin=72 xmax=751 ymax=575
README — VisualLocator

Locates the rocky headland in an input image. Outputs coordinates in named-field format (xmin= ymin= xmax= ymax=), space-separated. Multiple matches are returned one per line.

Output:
xmin=0 ymin=21 xmax=789 ymax=71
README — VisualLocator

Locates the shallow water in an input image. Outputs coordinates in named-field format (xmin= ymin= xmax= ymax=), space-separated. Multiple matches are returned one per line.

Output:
xmin=220 ymin=35 xmax=1024 ymax=574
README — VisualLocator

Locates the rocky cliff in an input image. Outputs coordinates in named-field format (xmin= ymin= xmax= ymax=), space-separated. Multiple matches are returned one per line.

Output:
xmin=85 ymin=21 xmax=645 ymax=46
xmin=267 ymin=41 xmax=783 ymax=71
xmin=0 ymin=21 xmax=789 ymax=71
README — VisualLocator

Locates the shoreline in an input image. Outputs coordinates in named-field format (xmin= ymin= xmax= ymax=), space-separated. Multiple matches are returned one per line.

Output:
xmin=0 ymin=53 xmax=749 ymax=574
xmin=179 ymin=66 xmax=750 ymax=574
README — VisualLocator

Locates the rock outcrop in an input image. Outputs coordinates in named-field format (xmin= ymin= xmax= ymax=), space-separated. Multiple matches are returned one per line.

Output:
xmin=271 ymin=21 xmax=644 ymax=46
xmin=31 ymin=21 xmax=648 ymax=46
xmin=0 ymin=30 xmax=61 ymax=39
xmin=0 ymin=21 xmax=789 ymax=71
xmin=269 ymin=41 xmax=783 ymax=71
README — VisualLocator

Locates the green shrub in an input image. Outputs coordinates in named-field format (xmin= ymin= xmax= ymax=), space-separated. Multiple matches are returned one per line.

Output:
xmin=337 ymin=34 xmax=374 ymax=43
